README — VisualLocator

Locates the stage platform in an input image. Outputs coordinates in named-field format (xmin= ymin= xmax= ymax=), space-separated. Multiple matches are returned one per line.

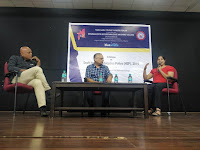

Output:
xmin=0 ymin=111 xmax=199 ymax=150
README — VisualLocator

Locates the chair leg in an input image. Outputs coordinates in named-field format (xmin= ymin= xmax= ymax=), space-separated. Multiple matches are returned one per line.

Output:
xmin=179 ymin=93 xmax=187 ymax=115
xmin=167 ymin=79 xmax=171 ymax=116
xmin=178 ymin=83 xmax=187 ymax=115
xmin=23 ymin=93 xmax=31 ymax=114
xmin=14 ymin=75 xmax=18 ymax=116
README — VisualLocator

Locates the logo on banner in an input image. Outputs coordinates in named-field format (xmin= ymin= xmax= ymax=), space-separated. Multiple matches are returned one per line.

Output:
xmin=77 ymin=29 xmax=85 ymax=40
xmin=136 ymin=31 xmax=145 ymax=40
xmin=104 ymin=43 xmax=119 ymax=47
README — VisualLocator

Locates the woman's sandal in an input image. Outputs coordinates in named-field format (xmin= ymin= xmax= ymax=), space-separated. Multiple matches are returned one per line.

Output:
xmin=148 ymin=108 xmax=154 ymax=115
xmin=152 ymin=110 xmax=161 ymax=116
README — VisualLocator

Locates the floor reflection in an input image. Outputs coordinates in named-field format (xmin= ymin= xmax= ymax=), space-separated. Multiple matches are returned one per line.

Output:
xmin=29 ymin=119 xmax=45 ymax=149
xmin=152 ymin=116 xmax=161 ymax=126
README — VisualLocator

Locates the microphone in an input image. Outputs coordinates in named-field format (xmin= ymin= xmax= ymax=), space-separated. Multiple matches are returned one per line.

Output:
xmin=157 ymin=62 xmax=161 ymax=72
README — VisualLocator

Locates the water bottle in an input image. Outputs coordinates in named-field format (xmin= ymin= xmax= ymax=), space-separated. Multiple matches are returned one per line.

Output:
xmin=99 ymin=73 xmax=103 ymax=83
xmin=114 ymin=74 xmax=118 ymax=83
xmin=61 ymin=70 xmax=67 ymax=82
xmin=128 ymin=74 xmax=132 ymax=83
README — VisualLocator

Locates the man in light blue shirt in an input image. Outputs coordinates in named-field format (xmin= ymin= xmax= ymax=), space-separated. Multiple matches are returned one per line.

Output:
xmin=85 ymin=53 xmax=112 ymax=83
xmin=85 ymin=53 xmax=112 ymax=116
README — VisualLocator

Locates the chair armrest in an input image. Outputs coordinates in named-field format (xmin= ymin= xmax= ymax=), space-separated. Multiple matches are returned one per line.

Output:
xmin=5 ymin=71 xmax=18 ymax=78
xmin=144 ymin=80 xmax=153 ymax=83
xmin=167 ymin=76 xmax=178 ymax=84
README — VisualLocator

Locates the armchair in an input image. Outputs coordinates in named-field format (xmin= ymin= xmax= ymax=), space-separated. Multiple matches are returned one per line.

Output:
xmin=3 ymin=62 xmax=33 ymax=115
xmin=162 ymin=68 xmax=186 ymax=115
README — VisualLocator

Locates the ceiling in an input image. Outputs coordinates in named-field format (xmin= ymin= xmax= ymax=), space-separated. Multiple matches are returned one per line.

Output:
xmin=0 ymin=0 xmax=200 ymax=12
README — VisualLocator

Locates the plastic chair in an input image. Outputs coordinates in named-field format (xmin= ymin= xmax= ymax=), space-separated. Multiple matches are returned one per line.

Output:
xmin=3 ymin=62 xmax=33 ymax=115
xmin=162 ymin=68 xmax=186 ymax=115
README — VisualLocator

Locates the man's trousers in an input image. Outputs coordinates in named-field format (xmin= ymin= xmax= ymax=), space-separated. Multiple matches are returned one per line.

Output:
xmin=12 ymin=66 xmax=51 ymax=108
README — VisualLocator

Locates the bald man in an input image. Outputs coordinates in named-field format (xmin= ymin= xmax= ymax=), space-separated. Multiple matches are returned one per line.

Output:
xmin=85 ymin=53 xmax=112 ymax=116
xmin=7 ymin=46 xmax=51 ymax=117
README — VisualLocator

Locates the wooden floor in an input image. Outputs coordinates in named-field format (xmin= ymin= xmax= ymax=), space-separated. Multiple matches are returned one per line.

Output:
xmin=0 ymin=111 xmax=200 ymax=150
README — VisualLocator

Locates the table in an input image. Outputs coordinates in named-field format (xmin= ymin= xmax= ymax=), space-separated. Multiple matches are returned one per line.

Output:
xmin=50 ymin=82 xmax=149 ymax=118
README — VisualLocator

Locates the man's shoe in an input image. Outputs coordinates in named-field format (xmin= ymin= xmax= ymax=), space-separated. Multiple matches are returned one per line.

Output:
xmin=40 ymin=106 xmax=48 ymax=117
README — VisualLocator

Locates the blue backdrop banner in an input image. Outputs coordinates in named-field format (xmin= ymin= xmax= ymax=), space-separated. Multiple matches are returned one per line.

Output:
xmin=67 ymin=23 xmax=152 ymax=83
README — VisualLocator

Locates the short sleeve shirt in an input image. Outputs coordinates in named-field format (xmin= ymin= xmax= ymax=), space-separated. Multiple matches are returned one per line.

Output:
xmin=150 ymin=65 xmax=175 ymax=83
xmin=85 ymin=64 xmax=112 ymax=83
